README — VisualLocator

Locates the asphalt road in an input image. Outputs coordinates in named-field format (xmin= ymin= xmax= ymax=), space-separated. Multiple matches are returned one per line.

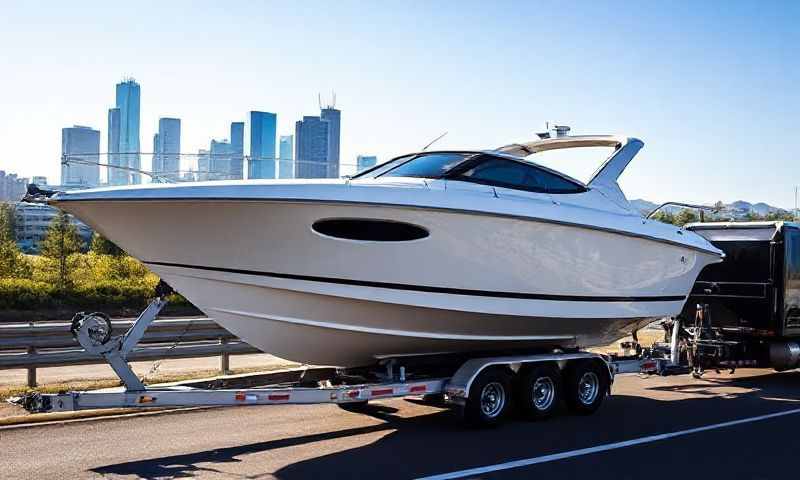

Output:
xmin=2 ymin=368 xmax=799 ymax=479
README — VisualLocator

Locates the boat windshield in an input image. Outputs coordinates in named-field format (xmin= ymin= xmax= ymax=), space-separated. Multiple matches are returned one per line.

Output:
xmin=353 ymin=152 xmax=474 ymax=179
xmin=352 ymin=151 xmax=586 ymax=194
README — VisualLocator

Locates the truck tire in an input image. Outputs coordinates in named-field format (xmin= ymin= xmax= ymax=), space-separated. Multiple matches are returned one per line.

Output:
xmin=564 ymin=360 xmax=608 ymax=415
xmin=517 ymin=363 xmax=561 ymax=420
xmin=461 ymin=367 xmax=512 ymax=427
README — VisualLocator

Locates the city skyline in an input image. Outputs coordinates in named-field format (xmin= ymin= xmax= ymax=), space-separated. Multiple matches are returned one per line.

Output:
xmin=0 ymin=2 xmax=797 ymax=207
xmin=58 ymin=85 xmax=320 ymax=184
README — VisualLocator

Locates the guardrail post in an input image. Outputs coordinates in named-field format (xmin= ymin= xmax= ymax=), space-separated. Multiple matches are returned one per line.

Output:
xmin=220 ymin=338 xmax=230 ymax=375
xmin=27 ymin=345 xmax=37 ymax=388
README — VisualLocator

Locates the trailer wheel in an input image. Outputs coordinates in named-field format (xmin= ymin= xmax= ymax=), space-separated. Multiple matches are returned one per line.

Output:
xmin=462 ymin=368 xmax=512 ymax=427
xmin=517 ymin=363 xmax=561 ymax=420
xmin=564 ymin=360 xmax=608 ymax=415
xmin=338 ymin=400 xmax=369 ymax=412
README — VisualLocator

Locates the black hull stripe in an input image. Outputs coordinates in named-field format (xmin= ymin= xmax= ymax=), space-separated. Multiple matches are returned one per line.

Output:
xmin=144 ymin=261 xmax=686 ymax=303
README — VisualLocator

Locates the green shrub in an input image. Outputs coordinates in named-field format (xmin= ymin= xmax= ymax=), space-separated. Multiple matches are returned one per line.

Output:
xmin=1 ymin=251 xmax=193 ymax=312
xmin=70 ymin=280 xmax=154 ymax=308
xmin=0 ymin=278 xmax=56 ymax=310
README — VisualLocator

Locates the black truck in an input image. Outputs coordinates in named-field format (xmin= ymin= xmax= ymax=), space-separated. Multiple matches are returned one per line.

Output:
xmin=669 ymin=221 xmax=800 ymax=374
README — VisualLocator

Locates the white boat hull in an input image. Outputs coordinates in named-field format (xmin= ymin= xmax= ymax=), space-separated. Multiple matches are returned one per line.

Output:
xmin=58 ymin=195 xmax=720 ymax=366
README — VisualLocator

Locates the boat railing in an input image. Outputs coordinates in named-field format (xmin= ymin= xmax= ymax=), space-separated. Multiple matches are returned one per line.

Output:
xmin=646 ymin=202 xmax=720 ymax=221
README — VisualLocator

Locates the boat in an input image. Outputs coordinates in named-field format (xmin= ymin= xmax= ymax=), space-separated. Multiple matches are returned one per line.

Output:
xmin=47 ymin=135 xmax=724 ymax=367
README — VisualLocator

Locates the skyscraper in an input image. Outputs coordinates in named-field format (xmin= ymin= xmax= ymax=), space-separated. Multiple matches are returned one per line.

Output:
xmin=107 ymin=107 xmax=123 ymax=185
xmin=247 ymin=111 xmax=277 ymax=179
xmin=320 ymin=107 xmax=341 ymax=178
xmin=0 ymin=170 xmax=29 ymax=202
xmin=278 ymin=135 xmax=293 ymax=179
xmin=295 ymin=116 xmax=329 ymax=179
xmin=152 ymin=133 xmax=160 ymax=176
xmin=356 ymin=155 xmax=378 ymax=172
xmin=209 ymin=139 xmax=231 ymax=180
xmin=230 ymin=122 xmax=244 ymax=180
xmin=61 ymin=126 xmax=100 ymax=187
xmin=197 ymin=149 xmax=210 ymax=181
xmin=153 ymin=118 xmax=181 ymax=181
xmin=108 ymin=79 xmax=141 ymax=185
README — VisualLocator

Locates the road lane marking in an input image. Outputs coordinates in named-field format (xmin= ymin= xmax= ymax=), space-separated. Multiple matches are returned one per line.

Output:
xmin=417 ymin=407 xmax=800 ymax=479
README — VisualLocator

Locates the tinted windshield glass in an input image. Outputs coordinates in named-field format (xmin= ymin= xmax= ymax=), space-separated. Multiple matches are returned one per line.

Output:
xmin=352 ymin=155 xmax=413 ymax=179
xmin=457 ymin=157 xmax=585 ymax=194
xmin=380 ymin=153 xmax=472 ymax=179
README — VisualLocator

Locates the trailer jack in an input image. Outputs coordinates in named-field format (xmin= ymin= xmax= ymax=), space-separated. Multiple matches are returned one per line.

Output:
xmin=71 ymin=297 xmax=169 ymax=391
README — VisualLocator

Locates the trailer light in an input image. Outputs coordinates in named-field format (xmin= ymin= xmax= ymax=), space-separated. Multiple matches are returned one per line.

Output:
xmin=268 ymin=394 xmax=290 ymax=401
xmin=137 ymin=395 xmax=157 ymax=404
xmin=346 ymin=390 xmax=360 ymax=399
xmin=235 ymin=391 xmax=247 ymax=402
xmin=409 ymin=385 xmax=427 ymax=393
xmin=641 ymin=360 xmax=657 ymax=371
xmin=371 ymin=388 xmax=393 ymax=397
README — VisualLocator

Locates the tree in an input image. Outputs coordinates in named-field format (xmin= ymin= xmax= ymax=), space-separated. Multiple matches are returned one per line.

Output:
xmin=0 ymin=203 xmax=16 ymax=243
xmin=0 ymin=203 xmax=29 ymax=278
xmin=650 ymin=211 xmax=676 ymax=225
xmin=91 ymin=233 xmax=124 ymax=256
xmin=0 ymin=240 xmax=30 ymax=278
xmin=674 ymin=209 xmax=699 ymax=226
xmin=40 ymin=210 xmax=82 ymax=290
xmin=766 ymin=211 xmax=795 ymax=221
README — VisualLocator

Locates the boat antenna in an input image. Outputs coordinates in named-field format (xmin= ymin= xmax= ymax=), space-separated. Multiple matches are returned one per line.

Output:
xmin=421 ymin=131 xmax=448 ymax=151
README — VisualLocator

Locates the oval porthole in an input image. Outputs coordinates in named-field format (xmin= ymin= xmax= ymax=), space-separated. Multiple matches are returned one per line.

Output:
xmin=312 ymin=218 xmax=429 ymax=242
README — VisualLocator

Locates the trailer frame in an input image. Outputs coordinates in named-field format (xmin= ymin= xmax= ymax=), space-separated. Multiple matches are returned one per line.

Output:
xmin=14 ymin=296 xmax=640 ymax=426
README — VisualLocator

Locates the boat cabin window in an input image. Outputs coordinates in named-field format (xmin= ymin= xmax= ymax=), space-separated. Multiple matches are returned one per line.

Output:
xmin=454 ymin=157 xmax=586 ymax=194
xmin=378 ymin=153 xmax=472 ymax=179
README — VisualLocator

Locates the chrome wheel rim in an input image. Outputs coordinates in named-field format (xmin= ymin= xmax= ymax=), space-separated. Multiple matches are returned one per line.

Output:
xmin=480 ymin=382 xmax=506 ymax=418
xmin=578 ymin=371 xmax=600 ymax=405
xmin=532 ymin=377 xmax=555 ymax=411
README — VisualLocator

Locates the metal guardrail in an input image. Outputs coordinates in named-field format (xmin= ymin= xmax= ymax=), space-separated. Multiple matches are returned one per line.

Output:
xmin=0 ymin=317 xmax=260 ymax=387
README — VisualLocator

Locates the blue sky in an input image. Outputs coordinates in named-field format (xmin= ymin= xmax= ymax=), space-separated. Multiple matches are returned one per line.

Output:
xmin=0 ymin=1 xmax=797 ymax=207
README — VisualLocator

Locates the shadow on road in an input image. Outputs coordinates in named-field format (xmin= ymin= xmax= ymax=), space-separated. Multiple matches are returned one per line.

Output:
xmin=92 ymin=370 xmax=800 ymax=480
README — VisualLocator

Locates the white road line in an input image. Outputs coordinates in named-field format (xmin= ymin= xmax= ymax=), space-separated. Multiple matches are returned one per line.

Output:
xmin=417 ymin=407 xmax=800 ymax=480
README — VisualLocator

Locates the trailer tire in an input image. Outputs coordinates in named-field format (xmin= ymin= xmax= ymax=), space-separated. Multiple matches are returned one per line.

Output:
xmin=564 ymin=360 xmax=608 ymax=415
xmin=517 ymin=363 xmax=561 ymax=420
xmin=461 ymin=367 xmax=512 ymax=427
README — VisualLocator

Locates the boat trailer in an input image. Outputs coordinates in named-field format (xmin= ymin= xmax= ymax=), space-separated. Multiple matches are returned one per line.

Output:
xmin=14 ymin=296 xmax=646 ymax=426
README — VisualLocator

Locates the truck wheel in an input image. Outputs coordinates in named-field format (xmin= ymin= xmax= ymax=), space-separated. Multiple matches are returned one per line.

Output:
xmin=462 ymin=368 xmax=512 ymax=427
xmin=564 ymin=360 xmax=608 ymax=415
xmin=517 ymin=364 xmax=561 ymax=420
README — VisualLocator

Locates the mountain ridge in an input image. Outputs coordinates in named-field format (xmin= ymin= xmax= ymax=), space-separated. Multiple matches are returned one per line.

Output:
xmin=629 ymin=198 xmax=793 ymax=219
